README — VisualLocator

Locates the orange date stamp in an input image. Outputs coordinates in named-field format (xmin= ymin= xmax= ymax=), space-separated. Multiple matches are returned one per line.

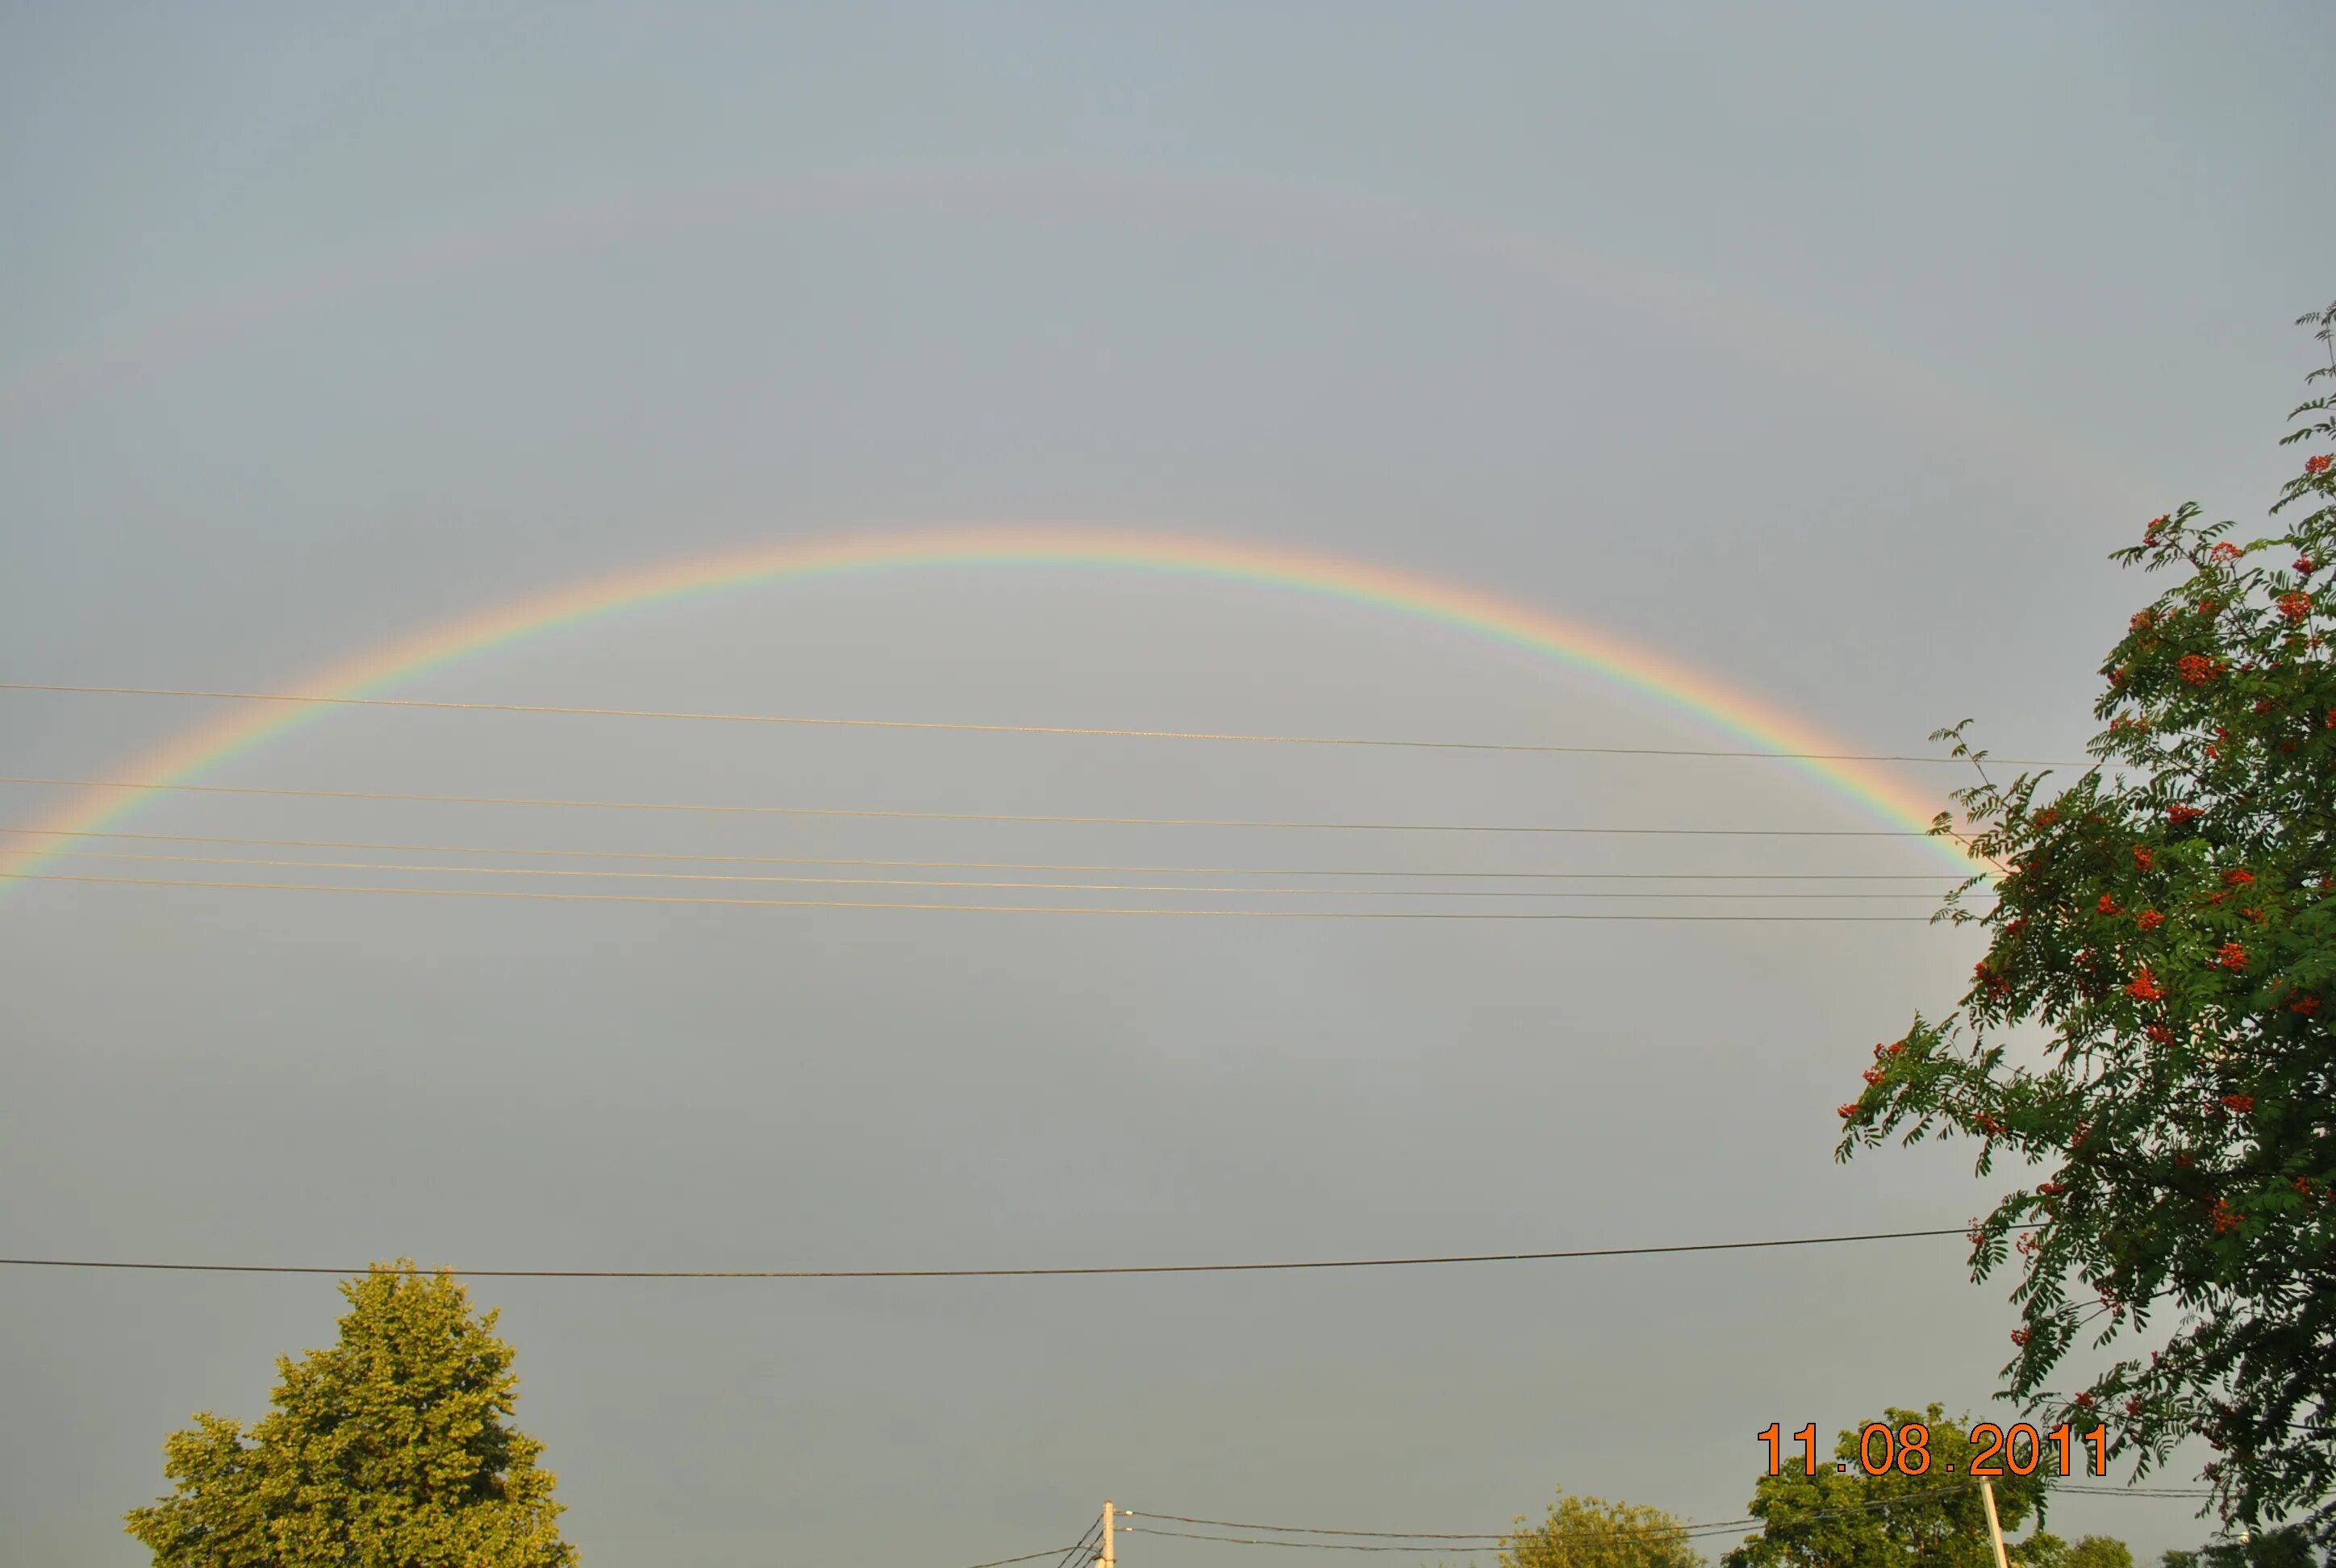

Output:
xmin=1758 ymin=1421 xmax=2112 ymax=1478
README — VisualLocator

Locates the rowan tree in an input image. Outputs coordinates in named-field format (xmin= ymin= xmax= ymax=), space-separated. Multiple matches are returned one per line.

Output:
xmin=1497 ymin=1491 xmax=1700 ymax=1568
xmin=126 ymin=1261 xmax=575 ymax=1568
xmin=1723 ymin=1405 xmax=2047 ymax=1568
xmin=1835 ymin=307 xmax=2336 ymax=1540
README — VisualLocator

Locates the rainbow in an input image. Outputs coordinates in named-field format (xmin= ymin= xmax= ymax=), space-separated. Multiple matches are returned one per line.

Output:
xmin=0 ymin=161 xmax=2137 ymax=512
xmin=1 ymin=527 xmax=1972 ymax=890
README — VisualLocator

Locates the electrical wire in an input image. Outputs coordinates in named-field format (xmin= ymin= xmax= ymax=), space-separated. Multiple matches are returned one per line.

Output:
xmin=0 ymin=871 xmax=1954 ymax=919
xmin=962 ymin=1549 xmax=1096 ymax=1568
xmin=1124 ymin=1527 xmax=1498 ymax=1552
xmin=1062 ymin=1517 xmax=1108 ymax=1568
xmin=1120 ymin=1479 xmax=2203 ymax=1557
xmin=1123 ymin=1493 xmax=1848 ymax=1552
xmin=0 ymin=775 xmax=1958 ymax=837
xmin=1120 ymin=1514 xmax=1504 ymax=1541
xmin=0 ymin=682 xmax=2085 ymax=765
xmin=1117 ymin=1520 xmax=1810 ymax=1551
xmin=1055 ymin=1517 xmax=1106 ymax=1568
xmin=0 ymin=1224 xmax=1989 ymax=1278
xmin=2054 ymin=1486 xmax=2215 ymax=1497
xmin=23 ymin=848 xmax=1978 ymax=900
xmin=0 ymin=827 xmax=1975 ymax=882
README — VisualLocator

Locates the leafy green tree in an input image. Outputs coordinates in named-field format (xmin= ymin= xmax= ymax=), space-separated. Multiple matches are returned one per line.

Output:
xmin=1723 ymin=1405 xmax=2047 ymax=1568
xmin=1834 ymin=308 xmax=2336 ymax=1537
xmin=2162 ymin=1528 xmax=2325 ymax=1568
xmin=1497 ymin=1491 xmax=1701 ymax=1568
xmin=127 ymin=1261 xmax=575 ymax=1568
xmin=2021 ymin=1533 xmax=2136 ymax=1568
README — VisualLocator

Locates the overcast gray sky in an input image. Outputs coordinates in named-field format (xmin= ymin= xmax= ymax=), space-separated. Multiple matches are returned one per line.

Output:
xmin=5 ymin=5 xmax=2333 ymax=1566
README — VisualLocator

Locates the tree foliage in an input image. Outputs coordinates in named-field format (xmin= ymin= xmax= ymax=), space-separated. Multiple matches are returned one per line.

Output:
xmin=126 ymin=1261 xmax=575 ymax=1568
xmin=1723 ymin=1406 xmax=2048 ymax=1568
xmin=2163 ymin=1528 xmax=2324 ymax=1568
xmin=2022 ymin=1534 xmax=2137 ymax=1568
xmin=1835 ymin=307 xmax=2336 ymax=1537
xmin=1496 ymin=1491 xmax=1701 ymax=1568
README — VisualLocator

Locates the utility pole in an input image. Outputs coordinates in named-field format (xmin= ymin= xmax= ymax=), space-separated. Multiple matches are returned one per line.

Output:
xmin=1102 ymin=1502 xmax=1116 ymax=1568
xmin=1979 ymin=1480 xmax=2012 ymax=1568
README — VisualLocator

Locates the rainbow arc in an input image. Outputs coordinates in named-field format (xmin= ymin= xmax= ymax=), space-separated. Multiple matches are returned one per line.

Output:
xmin=0 ymin=528 xmax=1975 ymax=891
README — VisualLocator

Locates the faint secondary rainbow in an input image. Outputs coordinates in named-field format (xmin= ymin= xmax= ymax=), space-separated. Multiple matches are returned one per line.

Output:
xmin=1 ymin=528 xmax=1973 ymax=890
xmin=0 ymin=161 xmax=2139 ymax=511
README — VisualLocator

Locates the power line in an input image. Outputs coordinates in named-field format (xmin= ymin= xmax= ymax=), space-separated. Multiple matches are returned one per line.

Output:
xmin=1054 ymin=1518 xmax=1106 ymax=1568
xmin=1120 ymin=1480 xmax=2205 ymax=1557
xmin=0 ymin=682 xmax=2084 ymax=765
xmin=964 ymin=1549 xmax=1095 ymax=1568
xmin=0 ymin=775 xmax=1958 ymax=838
xmin=0 ymin=1224 xmax=1988 ymax=1279
xmin=1120 ymin=1510 xmax=1775 ymax=1541
xmin=0 ymin=827 xmax=1975 ymax=881
xmin=23 ymin=848 xmax=1976 ymax=900
xmin=0 ymin=871 xmax=1952 ymax=920
xmin=1132 ymin=1531 xmax=1722 ymax=1554
xmin=1122 ymin=1491 xmax=1875 ymax=1553
xmin=1120 ymin=1514 xmax=1503 ymax=1541
xmin=1123 ymin=1515 xmax=1748 ymax=1549
xmin=2055 ymin=1486 xmax=2215 ymax=1498
xmin=1125 ymin=1527 xmax=1499 ymax=1552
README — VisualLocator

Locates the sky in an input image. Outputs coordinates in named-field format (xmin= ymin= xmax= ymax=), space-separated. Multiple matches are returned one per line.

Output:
xmin=3 ymin=3 xmax=2333 ymax=1565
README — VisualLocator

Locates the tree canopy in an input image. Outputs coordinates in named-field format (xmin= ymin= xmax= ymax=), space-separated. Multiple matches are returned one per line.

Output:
xmin=2022 ymin=1533 xmax=2138 ymax=1568
xmin=1495 ymin=1491 xmax=1701 ymax=1568
xmin=2162 ymin=1528 xmax=2324 ymax=1568
xmin=1834 ymin=307 xmax=2336 ymax=1537
xmin=126 ymin=1261 xmax=575 ymax=1568
xmin=1723 ymin=1405 xmax=2049 ymax=1568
